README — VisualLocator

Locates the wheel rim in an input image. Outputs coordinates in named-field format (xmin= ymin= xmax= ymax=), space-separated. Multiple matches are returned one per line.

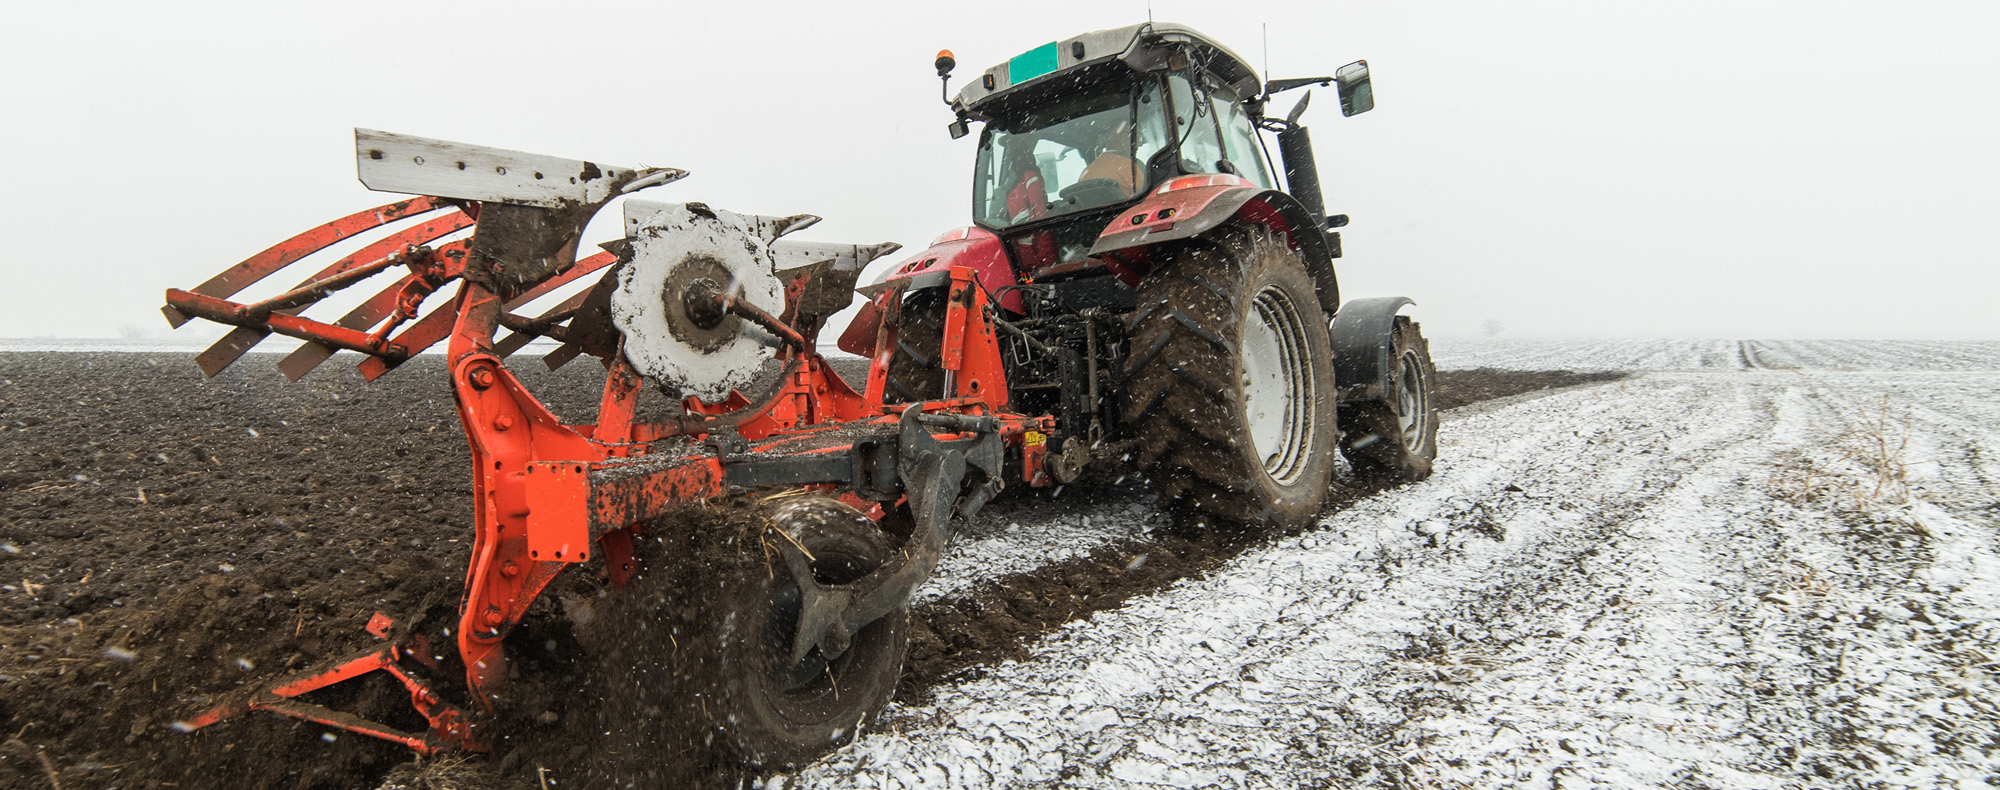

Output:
xmin=1240 ymin=284 xmax=1318 ymax=485
xmin=1396 ymin=348 xmax=1430 ymax=454
xmin=759 ymin=501 xmax=892 ymax=698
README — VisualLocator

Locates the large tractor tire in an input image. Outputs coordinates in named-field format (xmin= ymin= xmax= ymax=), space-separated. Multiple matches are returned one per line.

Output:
xmin=883 ymin=289 xmax=948 ymax=404
xmin=1338 ymin=315 xmax=1438 ymax=482
xmin=1123 ymin=225 xmax=1340 ymax=529
xmin=707 ymin=496 xmax=909 ymax=768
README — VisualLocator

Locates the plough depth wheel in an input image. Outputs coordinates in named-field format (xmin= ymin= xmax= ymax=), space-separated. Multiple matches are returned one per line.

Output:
xmin=704 ymin=496 xmax=910 ymax=767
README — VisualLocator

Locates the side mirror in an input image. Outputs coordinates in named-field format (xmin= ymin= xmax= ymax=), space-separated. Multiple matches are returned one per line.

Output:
xmin=1335 ymin=60 xmax=1373 ymax=117
xmin=947 ymin=119 xmax=970 ymax=139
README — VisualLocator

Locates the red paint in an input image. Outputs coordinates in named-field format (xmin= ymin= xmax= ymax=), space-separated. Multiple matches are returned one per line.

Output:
xmin=1231 ymin=195 xmax=1299 ymax=245
xmin=196 ymin=210 xmax=474 ymax=376
xmin=940 ymin=267 xmax=1010 ymax=410
xmin=168 ymin=180 xmax=1065 ymax=757
xmin=886 ymin=227 xmax=1023 ymax=314
xmin=841 ymin=227 xmax=1023 ymax=353
xmin=836 ymin=293 xmax=887 ymax=356
xmin=162 ymin=196 xmax=453 ymax=328
xmin=1099 ymin=177 xmax=1257 ymax=245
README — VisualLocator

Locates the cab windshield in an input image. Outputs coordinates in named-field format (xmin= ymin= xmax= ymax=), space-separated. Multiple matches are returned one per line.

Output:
xmin=972 ymin=77 xmax=1169 ymax=230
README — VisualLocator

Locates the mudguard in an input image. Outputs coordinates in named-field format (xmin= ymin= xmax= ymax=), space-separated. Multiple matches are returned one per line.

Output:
xmin=836 ymin=227 xmax=1019 ymax=356
xmin=1091 ymin=177 xmax=1341 ymax=315
xmin=883 ymin=226 xmax=1019 ymax=311
xmin=1330 ymin=296 xmax=1415 ymax=403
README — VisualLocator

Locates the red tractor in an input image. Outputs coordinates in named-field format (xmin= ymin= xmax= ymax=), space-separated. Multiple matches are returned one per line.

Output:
xmin=849 ymin=23 xmax=1438 ymax=519
xmin=164 ymin=21 xmax=1435 ymax=771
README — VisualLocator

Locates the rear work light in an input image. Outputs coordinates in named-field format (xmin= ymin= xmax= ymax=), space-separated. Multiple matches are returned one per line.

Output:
xmin=1154 ymin=173 xmax=1250 ymax=194
xmin=930 ymin=226 xmax=977 ymax=245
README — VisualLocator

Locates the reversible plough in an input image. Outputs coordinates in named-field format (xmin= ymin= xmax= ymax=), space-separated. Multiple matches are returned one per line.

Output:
xmin=167 ymin=129 xmax=1037 ymax=756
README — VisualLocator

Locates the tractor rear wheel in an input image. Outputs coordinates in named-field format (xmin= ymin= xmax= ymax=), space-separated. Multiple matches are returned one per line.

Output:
xmin=1339 ymin=316 xmax=1438 ymax=482
xmin=709 ymin=496 xmax=909 ymax=768
xmin=883 ymin=289 xmax=947 ymax=404
xmin=1123 ymin=226 xmax=1339 ymax=529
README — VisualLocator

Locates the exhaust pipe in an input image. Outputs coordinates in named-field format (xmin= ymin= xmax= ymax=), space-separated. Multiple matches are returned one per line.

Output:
xmin=1276 ymin=124 xmax=1325 ymax=224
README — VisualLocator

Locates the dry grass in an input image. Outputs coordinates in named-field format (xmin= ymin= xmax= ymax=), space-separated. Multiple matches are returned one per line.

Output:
xmin=1771 ymin=395 xmax=1918 ymax=526
xmin=1761 ymin=558 xmax=1838 ymax=608
xmin=1389 ymin=640 xmax=1509 ymax=686
xmin=373 ymin=753 xmax=486 ymax=790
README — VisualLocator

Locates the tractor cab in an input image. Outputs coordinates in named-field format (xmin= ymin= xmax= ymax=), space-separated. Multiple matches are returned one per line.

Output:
xmin=953 ymin=23 xmax=1278 ymax=281
xmin=850 ymin=20 xmax=1375 ymax=351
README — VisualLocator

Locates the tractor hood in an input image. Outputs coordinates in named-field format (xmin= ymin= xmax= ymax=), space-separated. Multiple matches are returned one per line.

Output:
xmin=953 ymin=22 xmax=1260 ymax=117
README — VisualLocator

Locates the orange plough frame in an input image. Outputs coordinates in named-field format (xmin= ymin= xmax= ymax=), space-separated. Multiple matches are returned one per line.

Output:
xmin=168 ymin=192 xmax=1050 ymax=751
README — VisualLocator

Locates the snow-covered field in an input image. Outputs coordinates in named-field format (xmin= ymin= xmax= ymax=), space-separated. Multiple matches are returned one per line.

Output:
xmin=1428 ymin=338 xmax=2000 ymax=372
xmin=788 ymin=341 xmax=2000 ymax=788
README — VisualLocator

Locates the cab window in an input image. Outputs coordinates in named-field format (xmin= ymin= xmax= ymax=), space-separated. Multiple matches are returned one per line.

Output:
xmin=1168 ymin=72 xmax=1227 ymax=176
xmin=972 ymin=78 xmax=1170 ymax=230
xmin=1212 ymin=94 xmax=1274 ymax=188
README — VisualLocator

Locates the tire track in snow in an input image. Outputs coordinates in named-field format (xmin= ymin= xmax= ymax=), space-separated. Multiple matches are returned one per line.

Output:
xmin=1318 ymin=376 xmax=1793 ymax=787
xmin=1378 ymin=377 xmax=1818 ymax=787
xmin=1430 ymin=339 xmax=1744 ymax=371
xmin=899 ymin=374 xmax=1631 ymax=694
xmin=1323 ymin=374 xmax=1998 ymax=788
xmin=793 ymin=370 xmax=2000 ymax=788
xmin=1430 ymin=339 xmax=2000 ymax=373
xmin=791 ymin=376 xmax=1799 ymax=787
xmin=1746 ymin=375 xmax=1999 ymax=786
xmin=1770 ymin=339 xmax=2000 ymax=371
xmin=909 ymin=371 xmax=1628 ymax=605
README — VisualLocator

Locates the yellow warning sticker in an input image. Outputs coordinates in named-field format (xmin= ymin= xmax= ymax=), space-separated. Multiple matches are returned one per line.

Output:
xmin=1024 ymin=431 xmax=1046 ymax=446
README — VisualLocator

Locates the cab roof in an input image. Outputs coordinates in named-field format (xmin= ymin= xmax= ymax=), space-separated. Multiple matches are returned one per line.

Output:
xmin=953 ymin=22 xmax=1261 ymax=116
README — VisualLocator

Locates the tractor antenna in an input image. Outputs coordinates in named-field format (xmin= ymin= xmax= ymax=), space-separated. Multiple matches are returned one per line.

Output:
xmin=1263 ymin=23 xmax=1270 ymax=84
xmin=1147 ymin=1 xmax=1153 ymax=24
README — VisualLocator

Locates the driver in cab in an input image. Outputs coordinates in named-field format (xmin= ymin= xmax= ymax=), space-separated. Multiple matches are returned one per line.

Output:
xmin=1078 ymin=118 xmax=1143 ymax=198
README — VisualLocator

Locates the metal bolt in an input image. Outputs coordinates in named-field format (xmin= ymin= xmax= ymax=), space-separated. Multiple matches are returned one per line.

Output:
xmin=500 ymin=561 xmax=519 ymax=578
xmin=468 ymin=368 xmax=494 ymax=390
xmin=493 ymin=414 xmax=515 ymax=431
xmin=483 ymin=608 xmax=504 ymax=626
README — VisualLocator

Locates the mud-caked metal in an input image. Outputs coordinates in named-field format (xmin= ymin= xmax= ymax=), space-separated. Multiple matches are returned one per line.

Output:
xmin=163 ymin=129 xmax=984 ymax=763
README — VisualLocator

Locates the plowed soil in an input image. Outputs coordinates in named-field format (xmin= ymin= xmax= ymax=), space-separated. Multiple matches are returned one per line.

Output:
xmin=0 ymin=352 xmax=1615 ymax=789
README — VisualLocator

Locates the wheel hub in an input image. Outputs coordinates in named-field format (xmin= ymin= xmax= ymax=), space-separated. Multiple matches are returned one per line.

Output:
xmin=679 ymin=276 xmax=729 ymax=331
xmin=759 ymin=497 xmax=890 ymax=693
xmin=609 ymin=201 xmax=787 ymax=401
xmin=1240 ymin=285 xmax=1317 ymax=485
xmin=1397 ymin=348 xmax=1431 ymax=453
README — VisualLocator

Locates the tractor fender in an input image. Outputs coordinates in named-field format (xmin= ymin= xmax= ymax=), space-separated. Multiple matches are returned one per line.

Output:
xmin=882 ymin=227 xmax=1020 ymax=312
xmin=835 ymin=227 xmax=1018 ymax=356
xmin=1330 ymin=296 xmax=1416 ymax=404
xmin=1091 ymin=180 xmax=1340 ymax=316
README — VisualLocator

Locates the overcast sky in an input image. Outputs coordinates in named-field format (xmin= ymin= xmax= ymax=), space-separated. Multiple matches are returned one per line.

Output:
xmin=4 ymin=0 xmax=1996 ymax=341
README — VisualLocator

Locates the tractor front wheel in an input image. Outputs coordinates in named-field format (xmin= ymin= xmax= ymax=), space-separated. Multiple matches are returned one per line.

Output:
xmin=1123 ymin=225 xmax=1340 ymax=529
xmin=1338 ymin=315 xmax=1438 ymax=482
